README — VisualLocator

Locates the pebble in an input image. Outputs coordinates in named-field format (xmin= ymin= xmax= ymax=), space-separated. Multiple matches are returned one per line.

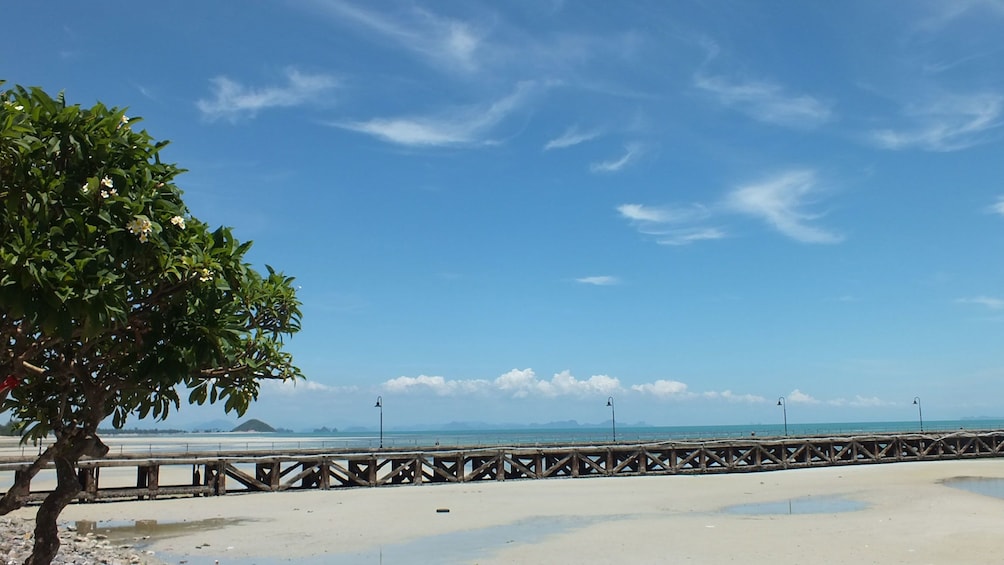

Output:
xmin=1 ymin=516 xmax=162 ymax=565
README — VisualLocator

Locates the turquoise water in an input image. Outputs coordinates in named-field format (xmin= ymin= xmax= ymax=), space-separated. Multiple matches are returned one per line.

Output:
xmin=944 ymin=477 xmax=1004 ymax=500
xmin=154 ymin=515 xmax=619 ymax=565
xmin=723 ymin=495 xmax=867 ymax=515
xmin=96 ymin=418 xmax=1004 ymax=454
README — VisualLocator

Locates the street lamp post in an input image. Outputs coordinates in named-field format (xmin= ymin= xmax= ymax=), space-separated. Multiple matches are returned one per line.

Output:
xmin=777 ymin=396 xmax=787 ymax=436
xmin=913 ymin=396 xmax=923 ymax=432
xmin=606 ymin=396 xmax=616 ymax=442
xmin=374 ymin=396 xmax=383 ymax=448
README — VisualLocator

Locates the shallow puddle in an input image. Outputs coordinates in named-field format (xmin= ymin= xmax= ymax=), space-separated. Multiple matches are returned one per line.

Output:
xmin=74 ymin=517 xmax=251 ymax=543
xmin=722 ymin=495 xmax=866 ymax=515
xmin=943 ymin=476 xmax=1004 ymax=499
xmin=157 ymin=514 xmax=625 ymax=565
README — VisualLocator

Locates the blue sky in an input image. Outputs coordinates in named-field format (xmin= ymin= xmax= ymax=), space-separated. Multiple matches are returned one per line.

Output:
xmin=6 ymin=1 xmax=1004 ymax=431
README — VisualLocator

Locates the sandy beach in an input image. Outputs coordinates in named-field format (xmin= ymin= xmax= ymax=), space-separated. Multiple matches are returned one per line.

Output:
xmin=7 ymin=458 xmax=1004 ymax=564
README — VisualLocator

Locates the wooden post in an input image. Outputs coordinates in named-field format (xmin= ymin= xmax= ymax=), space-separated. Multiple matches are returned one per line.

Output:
xmin=216 ymin=462 xmax=226 ymax=494
xmin=272 ymin=462 xmax=281 ymax=490
xmin=76 ymin=467 xmax=98 ymax=499
xmin=319 ymin=458 xmax=330 ymax=490
xmin=147 ymin=465 xmax=160 ymax=499
xmin=205 ymin=462 xmax=226 ymax=495
xmin=136 ymin=465 xmax=149 ymax=500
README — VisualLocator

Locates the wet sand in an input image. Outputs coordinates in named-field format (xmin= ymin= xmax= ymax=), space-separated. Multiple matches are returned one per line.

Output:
xmin=9 ymin=458 xmax=1004 ymax=564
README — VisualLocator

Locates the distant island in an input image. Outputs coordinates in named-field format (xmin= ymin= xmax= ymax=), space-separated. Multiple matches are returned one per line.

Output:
xmin=96 ymin=427 xmax=190 ymax=435
xmin=231 ymin=418 xmax=276 ymax=433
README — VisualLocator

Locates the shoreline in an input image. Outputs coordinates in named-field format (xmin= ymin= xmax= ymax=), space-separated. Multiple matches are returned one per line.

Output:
xmin=10 ymin=458 xmax=1004 ymax=564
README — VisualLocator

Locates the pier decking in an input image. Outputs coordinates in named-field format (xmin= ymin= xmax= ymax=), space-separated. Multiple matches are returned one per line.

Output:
xmin=3 ymin=430 xmax=1002 ymax=503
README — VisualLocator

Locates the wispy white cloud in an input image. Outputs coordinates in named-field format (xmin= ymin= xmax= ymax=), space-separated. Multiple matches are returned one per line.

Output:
xmin=308 ymin=0 xmax=484 ymax=73
xmin=544 ymin=126 xmax=600 ymax=150
xmin=850 ymin=395 xmax=888 ymax=407
xmin=694 ymin=73 xmax=833 ymax=128
xmin=618 ymin=203 xmax=712 ymax=225
xmin=197 ymin=69 xmax=337 ymax=122
xmin=590 ymin=143 xmax=643 ymax=173
xmin=725 ymin=169 xmax=843 ymax=244
xmin=618 ymin=204 xmax=725 ymax=246
xmin=957 ymin=296 xmax=1004 ymax=310
xmin=815 ymin=395 xmax=895 ymax=409
xmin=618 ymin=203 xmax=688 ymax=224
xmin=916 ymin=0 xmax=1004 ymax=31
xmin=576 ymin=276 xmax=620 ymax=286
xmin=786 ymin=389 xmax=820 ymax=404
xmin=656 ymin=228 xmax=727 ymax=246
xmin=631 ymin=379 xmax=688 ymax=398
xmin=922 ymin=49 xmax=1004 ymax=75
xmin=871 ymin=93 xmax=1003 ymax=151
xmin=702 ymin=390 xmax=767 ymax=403
xmin=132 ymin=83 xmax=157 ymax=102
xmin=336 ymin=82 xmax=536 ymax=146
xmin=619 ymin=170 xmax=841 ymax=246
xmin=990 ymin=196 xmax=1004 ymax=216
xmin=264 ymin=379 xmax=356 ymax=395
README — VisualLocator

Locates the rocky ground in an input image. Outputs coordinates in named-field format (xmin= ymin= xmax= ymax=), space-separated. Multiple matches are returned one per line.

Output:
xmin=1 ymin=516 xmax=161 ymax=565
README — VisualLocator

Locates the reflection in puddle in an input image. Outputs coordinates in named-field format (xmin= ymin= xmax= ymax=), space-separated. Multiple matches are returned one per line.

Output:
xmin=159 ymin=514 xmax=626 ymax=565
xmin=944 ymin=476 xmax=1004 ymax=499
xmin=74 ymin=517 xmax=250 ymax=543
xmin=723 ymin=495 xmax=866 ymax=516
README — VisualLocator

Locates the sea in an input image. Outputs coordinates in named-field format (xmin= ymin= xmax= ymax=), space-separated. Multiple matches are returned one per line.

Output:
xmin=65 ymin=418 xmax=1004 ymax=456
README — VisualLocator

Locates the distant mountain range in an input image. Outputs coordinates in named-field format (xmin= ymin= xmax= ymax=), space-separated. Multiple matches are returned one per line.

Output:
xmin=182 ymin=419 xmax=644 ymax=433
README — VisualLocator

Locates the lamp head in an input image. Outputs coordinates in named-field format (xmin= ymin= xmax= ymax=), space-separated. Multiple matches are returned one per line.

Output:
xmin=375 ymin=396 xmax=382 ymax=408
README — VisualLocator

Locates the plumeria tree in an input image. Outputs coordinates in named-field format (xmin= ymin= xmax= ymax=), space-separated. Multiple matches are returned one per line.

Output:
xmin=0 ymin=85 xmax=303 ymax=565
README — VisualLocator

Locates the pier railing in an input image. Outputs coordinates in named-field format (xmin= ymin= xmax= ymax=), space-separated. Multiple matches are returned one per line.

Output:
xmin=2 ymin=430 xmax=1002 ymax=503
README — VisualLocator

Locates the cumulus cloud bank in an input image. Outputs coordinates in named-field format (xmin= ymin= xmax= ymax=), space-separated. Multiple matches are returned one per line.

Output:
xmin=384 ymin=369 xmax=620 ymax=398
xmin=381 ymin=368 xmax=767 ymax=403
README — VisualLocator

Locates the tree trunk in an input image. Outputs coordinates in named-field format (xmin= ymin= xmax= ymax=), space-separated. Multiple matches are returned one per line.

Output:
xmin=23 ymin=431 xmax=108 ymax=565
xmin=0 ymin=445 xmax=55 ymax=515
xmin=24 ymin=454 xmax=79 ymax=565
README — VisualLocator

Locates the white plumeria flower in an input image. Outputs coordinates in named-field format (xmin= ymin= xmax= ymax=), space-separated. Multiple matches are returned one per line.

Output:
xmin=4 ymin=101 xmax=24 ymax=111
xmin=198 ymin=268 xmax=213 ymax=282
xmin=121 ymin=115 xmax=129 ymax=124
xmin=126 ymin=217 xmax=153 ymax=242
xmin=170 ymin=216 xmax=186 ymax=229
xmin=100 ymin=176 xmax=113 ymax=188
xmin=81 ymin=182 xmax=90 ymax=194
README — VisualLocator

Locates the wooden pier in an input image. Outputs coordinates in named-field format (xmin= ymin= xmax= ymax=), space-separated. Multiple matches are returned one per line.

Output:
xmin=3 ymin=430 xmax=1003 ymax=504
